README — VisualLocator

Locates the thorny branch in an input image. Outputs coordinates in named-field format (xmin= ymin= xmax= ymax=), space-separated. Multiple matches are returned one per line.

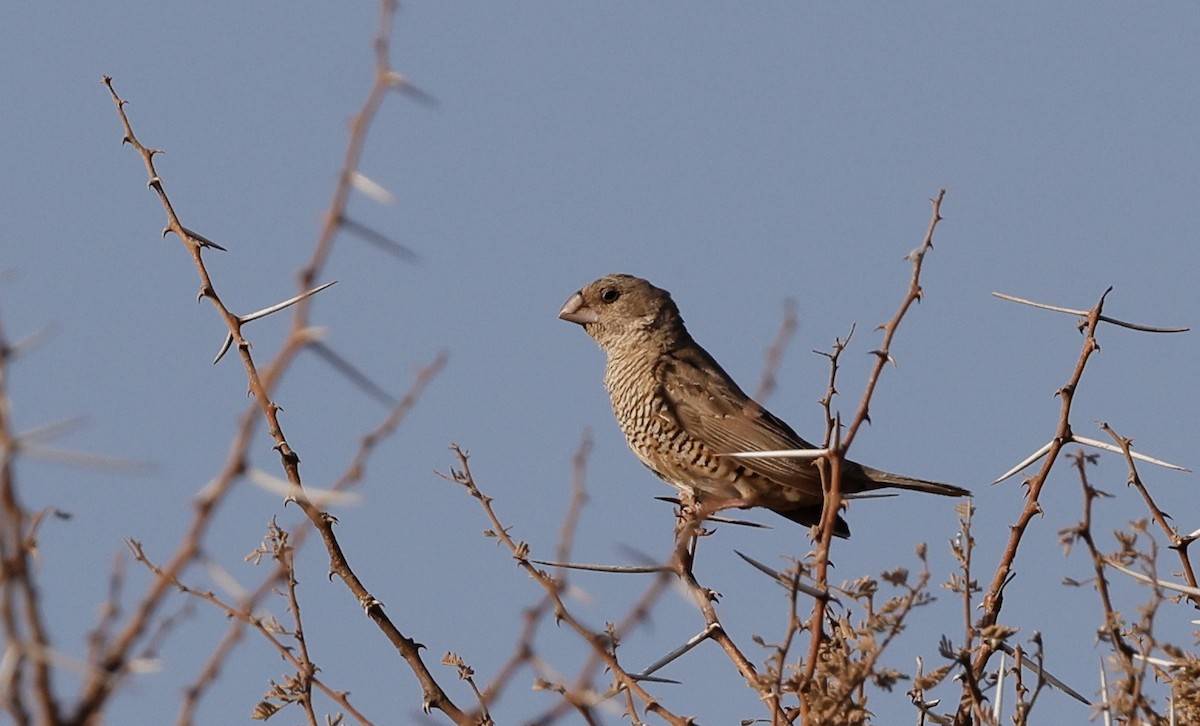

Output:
xmin=800 ymin=189 xmax=947 ymax=722
xmin=2 ymin=10 xmax=1192 ymax=717
xmin=1100 ymin=423 xmax=1200 ymax=608
xmin=1061 ymin=450 xmax=1158 ymax=722
xmin=949 ymin=287 xmax=1192 ymax=724
xmin=956 ymin=288 xmax=1111 ymax=723
xmin=94 ymin=2 xmax=466 ymax=723
xmin=444 ymin=445 xmax=691 ymax=726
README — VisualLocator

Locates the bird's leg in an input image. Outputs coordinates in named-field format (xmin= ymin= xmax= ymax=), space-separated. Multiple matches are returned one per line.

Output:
xmin=673 ymin=489 xmax=707 ymax=541
xmin=669 ymin=496 xmax=708 ymax=589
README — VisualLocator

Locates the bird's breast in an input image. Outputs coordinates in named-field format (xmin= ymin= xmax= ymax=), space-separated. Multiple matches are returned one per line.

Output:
xmin=601 ymin=354 xmax=748 ymax=500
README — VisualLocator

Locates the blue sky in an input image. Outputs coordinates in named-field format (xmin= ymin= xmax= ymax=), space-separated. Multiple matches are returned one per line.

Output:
xmin=3 ymin=3 xmax=1198 ymax=723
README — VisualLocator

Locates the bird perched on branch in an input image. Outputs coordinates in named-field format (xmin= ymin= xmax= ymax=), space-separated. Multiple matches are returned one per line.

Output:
xmin=558 ymin=273 xmax=968 ymax=538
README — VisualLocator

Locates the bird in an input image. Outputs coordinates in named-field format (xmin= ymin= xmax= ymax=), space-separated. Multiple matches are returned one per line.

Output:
xmin=557 ymin=273 xmax=969 ymax=538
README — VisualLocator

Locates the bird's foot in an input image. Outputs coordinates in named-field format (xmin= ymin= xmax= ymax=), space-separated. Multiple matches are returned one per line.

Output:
xmin=673 ymin=490 xmax=713 ymax=538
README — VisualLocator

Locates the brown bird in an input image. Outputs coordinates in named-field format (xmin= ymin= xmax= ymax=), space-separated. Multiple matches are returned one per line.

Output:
xmin=558 ymin=273 xmax=968 ymax=537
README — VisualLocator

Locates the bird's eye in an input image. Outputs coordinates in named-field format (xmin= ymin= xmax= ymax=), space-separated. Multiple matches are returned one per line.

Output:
xmin=600 ymin=288 xmax=620 ymax=304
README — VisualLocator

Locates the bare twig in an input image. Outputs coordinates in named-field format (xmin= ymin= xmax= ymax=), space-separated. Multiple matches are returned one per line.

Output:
xmin=445 ymin=445 xmax=691 ymax=725
xmin=1100 ymin=422 xmax=1200 ymax=607
xmin=800 ymin=189 xmax=947 ymax=722
xmin=96 ymin=2 xmax=463 ymax=722
xmin=954 ymin=288 xmax=1110 ymax=724
xmin=754 ymin=298 xmax=799 ymax=403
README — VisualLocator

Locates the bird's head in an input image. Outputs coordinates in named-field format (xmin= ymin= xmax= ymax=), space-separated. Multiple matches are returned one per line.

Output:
xmin=558 ymin=274 xmax=687 ymax=353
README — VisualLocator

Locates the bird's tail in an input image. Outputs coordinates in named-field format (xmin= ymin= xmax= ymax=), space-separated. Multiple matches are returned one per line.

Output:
xmin=860 ymin=466 xmax=970 ymax=498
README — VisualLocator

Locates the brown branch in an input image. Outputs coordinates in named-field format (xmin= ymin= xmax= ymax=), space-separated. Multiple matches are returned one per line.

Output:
xmin=1100 ymin=422 xmax=1200 ymax=608
xmin=177 ymin=614 xmax=245 ymax=726
xmin=799 ymin=190 xmax=946 ymax=721
xmin=767 ymin=561 xmax=807 ymax=724
xmin=98 ymin=3 xmax=463 ymax=720
xmin=0 ymin=313 xmax=59 ymax=725
xmin=669 ymin=514 xmax=783 ymax=720
xmin=953 ymin=289 xmax=1110 ymax=724
xmin=277 ymin=526 xmax=319 ymax=725
xmin=127 ymin=540 xmax=373 ymax=725
xmin=188 ymin=351 xmax=446 ymax=722
xmin=297 ymin=0 xmax=424 ymax=298
xmin=1065 ymin=451 xmax=1138 ymax=663
xmin=943 ymin=501 xmax=985 ymax=713
xmin=442 ymin=653 xmax=493 ymax=725
xmin=841 ymin=188 xmax=945 ymax=451
xmin=445 ymin=445 xmax=691 ymax=725
xmin=527 ymin=563 xmax=673 ymax=725
xmin=754 ymin=298 xmax=799 ymax=403
xmin=477 ymin=430 xmax=593 ymax=713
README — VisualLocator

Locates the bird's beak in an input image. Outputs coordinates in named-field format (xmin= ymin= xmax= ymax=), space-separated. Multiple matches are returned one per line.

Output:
xmin=558 ymin=292 xmax=599 ymax=325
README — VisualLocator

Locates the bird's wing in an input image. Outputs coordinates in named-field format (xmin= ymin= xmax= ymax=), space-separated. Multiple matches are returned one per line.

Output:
xmin=658 ymin=345 xmax=830 ymax=494
xmin=659 ymin=345 xmax=968 ymax=500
